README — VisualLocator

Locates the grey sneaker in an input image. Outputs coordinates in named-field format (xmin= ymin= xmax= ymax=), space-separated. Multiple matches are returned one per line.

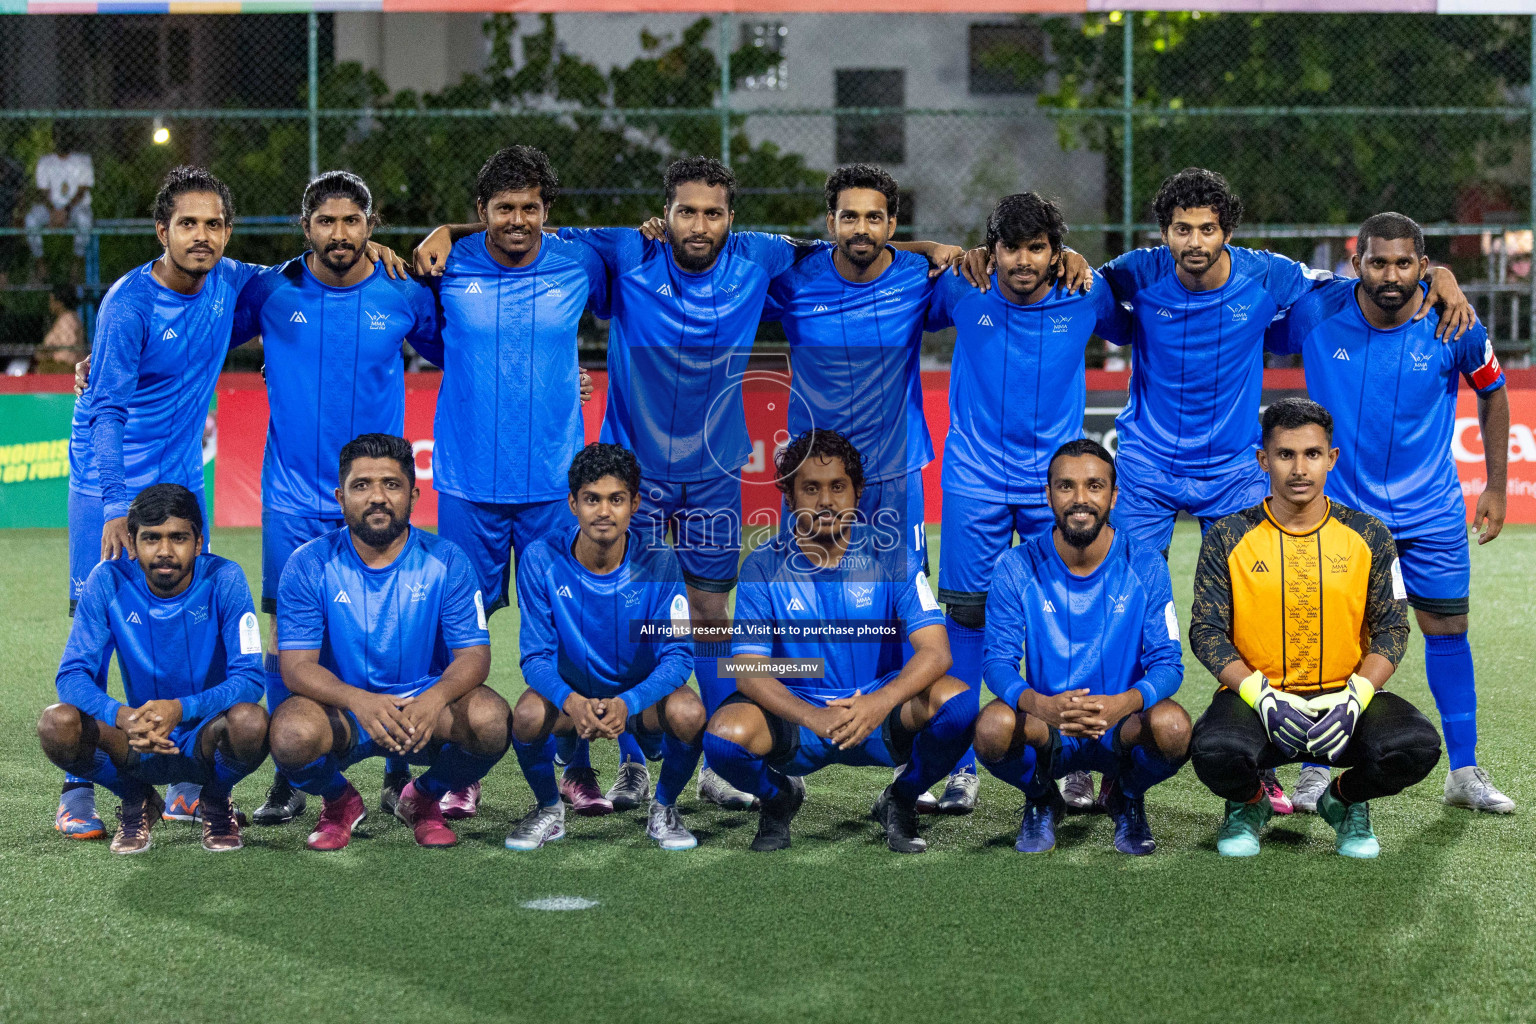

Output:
xmin=646 ymin=800 xmax=698 ymax=850
xmin=697 ymin=767 xmax=759 ymax=811
xmin=935 ymin=769 xmax=979 ymax=815
xmin=606 ymin=760 xmax=652 ymax=811
xmin=1291 ymin=765 xmax=1331 ymax=814
xmin=504 ymin=803 xmax=567 ymax=851
xmin=252 ymin=775 xmax=307 ymax=826
xmin=1060 ymin=771 xmax=1096 ymax=812
xmin=1444 ymin=765 xmax=1516 ymax=814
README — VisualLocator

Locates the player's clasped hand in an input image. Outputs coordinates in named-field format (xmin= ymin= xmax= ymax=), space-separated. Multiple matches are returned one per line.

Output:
xmin=1237 ymin=671 xmax=1314 ymax=758
xmin=119 ymin=699 xmax=183 ymax=754
xmin=1304 ymin=674 xmax=1375 ymax=763
xmin=398 ymin=689 xmax=447 ymax=753
xmin=562 ymin=693 xmax=608 ymax=740
xmin=1030 ymin=688 xmax=1106 ymax=737
xmin=825 ymin=689 xmax=892 ymax=750
xmin=593 ymin=695 xmax=631 ymax=739
xmin=348 ymin=690 xmax=418 ymax=755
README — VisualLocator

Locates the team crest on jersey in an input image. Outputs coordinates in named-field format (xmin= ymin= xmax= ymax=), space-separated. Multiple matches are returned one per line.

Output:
xmin=1049 ymin=315 xmax=1073 ymax=334
xmin=849 ymin=584 xmax=874 ymax=609
xmin=1227 ymin=302 xmax=1250 ymax=322
xmin=365 ymin=310 xmax=390 ymax=331
xmin=1155 ymin=308 xmax=1173 ymax=319
xmin=466 ymin=281 xmax=483 ymax=294
xmin=290 ymin=311 xmax=308 ymax=324
xmin=161 ymin=328 xmax=177 ymax=340
xmin=188 ymin=605 xmax=209 ymax=624
xmin=879 ymin=288 xmax=898 ymax=298
xmin=126 ymin=611 xmax=143 ymax=624
xmin=404 ymin=581 xmax=429 ymax=602
xmin=1324 ymin=552 xmax=1352 ymax=574
xmin=624 ymin=588 xmax=643 ymax=607
xmin=333 ymin=590 xmax=351 ymax=604
xmin=71 ymin=576 xmax=85 ymax=597
xmin=1109 ymin=592 xmax=1129 ymax=614
xmin=1409 ymin=350 xmax=1433 ymax=372
xmin=556 ymin=585 xmax=573 ymax=598
xmin=212 ymin=299 xmax=225 ymax=317
xmin=977 ymin=315 xmax=994 ymax=327
xmin=547 ymin=285 xmax=563 ymax=297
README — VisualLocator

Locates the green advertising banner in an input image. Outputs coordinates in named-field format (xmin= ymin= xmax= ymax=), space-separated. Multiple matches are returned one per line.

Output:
xmin=0 ymin=393 xmax=74 ymax=528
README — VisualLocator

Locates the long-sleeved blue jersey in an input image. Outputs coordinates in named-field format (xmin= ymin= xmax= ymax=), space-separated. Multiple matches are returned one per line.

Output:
xmin=1266 ymin=278 xmax=1506 ymax=534
xmin=516 ymin=528 xmax=693 ymax=714
xmin=926 ymin=271 xmax=1129 ymax=505
xmin=277 ymin=526 xmax=489 ymax=697
xmin=732 ymin=526 xmax=946 ymax=703
xmin=1103 ymin=245 xmax=1329 ymax=475
xmin=232 ymin=256 xmax=440 ymax=518
xmin=56 ymin=553 xmax=264 ymax=727
xmin=426 ymin=233 xmax=607 ymax=504
xmin=561 ymin=228 xmax=799 ymax=481
xmin=70 ymin=258 xmax=262 ymax=518
xmin=763 ymin=243 xmax=935 ymax=483
xmin=982 ymin=529 xmax=1183 ymax=713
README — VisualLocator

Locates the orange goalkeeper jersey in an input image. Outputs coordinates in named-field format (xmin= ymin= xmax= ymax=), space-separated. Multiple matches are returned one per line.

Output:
xmin=1189 ymin=498 xmax=1408 ymax=695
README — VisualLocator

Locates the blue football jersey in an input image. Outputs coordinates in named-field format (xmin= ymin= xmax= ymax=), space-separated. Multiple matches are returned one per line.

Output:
xmin=561 ymin=227 xmax=799 ymax=481
xmin=763 ymin=243 xmax=935 ymax=483
xmin=71 ymin=257 xmax=262 ymax=518
xmin=232 ymin=256 xmax=440 ymax=519
xmin=1103 ymin=245 xmax=1330 ymax=475
xmin=981 ymin=529 xmax=1183 ymax=713
xmin=427 ymin=233 xmax=608 ymax=504
xmin=277 ymin=527 xmax=489 ymax=697
xmin=926 ymin=271 xmax=1129 ymax=505
xmin=516 ymin=527 xmax=693 ymax=713
xmin=1266 ymin=278 xmax=1506 ymax=534
xmin=732 ymin=527 xmax=946 ymax=703
xmin=55 ymin=553 xmax=264 ymax=727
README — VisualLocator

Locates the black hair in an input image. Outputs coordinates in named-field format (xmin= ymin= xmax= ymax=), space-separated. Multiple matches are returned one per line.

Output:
xmin=986 ymin=192 xmax=1067 ymax=254
xmin=50 ymin=283 xmax=77 ymax=307
xmin=568 ymin=442 xmax=641 ymax=497
xmin=1152 ymin=167 xmax=1243 ymax=235
xmin=152 ymin=165 xmax=234 ymax=226
xmin=1047 ymin=438 xmax=1116 ymax=490
xmin=1262 ymin=397 xmax=1334 ymax=447
xmin=1357 ymin=211 xmax=1425 ymax=260
xmin=823 ymin=164 xmax=900 ymax=218
xmin=664 ymin=156 xmax=736 ymax=210
xmin=475 ymin=145 xmax=560 ymax=209
xmin=775 ymin=429 xmax=865 ymax=496
xmin=302 ymin=170 xmax=374 ymax=223
xmin=338 ymin=433 xmax=416 ymax=487
xmin=127 ymin=483 xmax=204 ymax=539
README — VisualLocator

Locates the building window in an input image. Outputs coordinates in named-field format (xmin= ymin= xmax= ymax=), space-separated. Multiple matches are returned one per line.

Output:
xmin=835 ymin=69 xmax=905 ymax=165
xmin=968 ymin=23 xmax=1047 ymax=96
xmin=739 ymin=21 xmax=788 ymax=92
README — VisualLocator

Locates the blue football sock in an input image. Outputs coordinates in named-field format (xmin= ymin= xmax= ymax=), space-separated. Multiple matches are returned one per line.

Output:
xmin=694 ymin=641 xmax=735 ymax=716
xmin=263 ymin=653 xmax=290 ymax=710
xmin=655 ymin=732 xmax=703 ymax=807
xmin=617 ymin=731 xmax=648 ymax=765
xmin=62 ymin=774 xmax=93 ymax=791
xmin=555 ymin=734 xmax=588 ymax=770
xmin=1118 ymin=743 xmax=1182 ymax=800
xmin=67 ymin=748 xmax=139 ymax=801
xmin=382 ymin=754 xmax=410 ymax=779
xmin=416 ymin=742 xmax=501 ymax=800
xmin=978 ymin=744 xmax=1037 ymax=794
xmin=204 ymin=749 xmax=257 ymax=800
xmin=1424 ymin=631 xmax=1478 ymax=771
xmin=895 ymin=692 xmax=978 ymax=802
xmin=284 ymin=754 xmax=349 ymax=800
xmin=946 ymin=616 xmax=985 ymax=776
xmin=512 ymin=735 xmax=560 ymax=807
xmin=701 ymin=732 xmax=778 ymax=801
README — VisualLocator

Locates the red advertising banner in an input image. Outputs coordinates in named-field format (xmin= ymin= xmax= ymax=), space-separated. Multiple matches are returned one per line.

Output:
xmin=1454 ymin=387 xmax=1536 ymax=523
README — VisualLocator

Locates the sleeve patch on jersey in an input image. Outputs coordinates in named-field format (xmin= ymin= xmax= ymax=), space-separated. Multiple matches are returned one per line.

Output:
xmin=474 ymin=590 xmax=487 ymax=631
xmin=915 ymin=573 xmax=940 ymax=613
xmin=670 ymin=593 xmax=691 ymax=633
xmin=1164 ymin=601 xmax=1180 ymax=643
xmin=1470 ymin=343 xmax=1502 ymax=391
xmin=239 ymin=611 xmax=262 ymax=655
xmin=1390 ymin=558 xmax=1407 ymax=601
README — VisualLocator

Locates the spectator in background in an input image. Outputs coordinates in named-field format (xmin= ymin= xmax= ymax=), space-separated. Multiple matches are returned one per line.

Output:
xmin=36 ymin=284 xmax=85 ymax=374
xmin=0 ymin=153 xmax=25 ymax=288
xmin=25 ymin=142 xmax=93 ymax=283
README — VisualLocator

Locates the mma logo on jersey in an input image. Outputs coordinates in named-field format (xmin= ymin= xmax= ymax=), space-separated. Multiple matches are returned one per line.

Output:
xmin=849 ymin=584 xmax=874 ymax=609
xmin=126 ymin=611 xmax=143 ymax=624
xmin=1109 ymin=592 xmax=1129 ymax=614
xmin=212 ymin=299 xmax=224 ymax=317
xmin=1049 ymin=315 xmax=1073 ymax=334
xmin=162 ymin=328 xmax=177 ymax=340
xmin=1333 ymin=348 xmax=1350 ymax=361
xmin=556 ymin=585 xmax=573 ymax=598
xmin=624 ymin=588 xmax=643 ymax=608
xmin=188 ymin=605 xmax=209 ymax=624
xmin=814 ymin=304 xmax=830 ymax=312
xmin=404 ymin=582 xmax=429 ymax=602
xmin=1410 ymin=350 xmax=1433 ymax=372
xmin=290 ymin=311 xmax=308 ymax=324
xmin=333 ymin=590 xmax=352 ymax=604
xmin=788 ymin=597 xmax=807 ymax=612
xmin=547 ymin=286 xmax=563 ymax=297
xmin=1227 ymin=303 xmax=1250 ymax=322
xmin=1324 ymin=553 xmax=1352 ymax=574
xmin=977 ymin=315 xmax=994 ymax=327
xmin=656 ymin=284 xmax=672 ymax=297
xmin=71 ymin=577 xmax=85 ymax=597
xmin=365 ymin=310 xmax=389 ymax=331
xmin=465 ymin=281 xmax=483 ymax=294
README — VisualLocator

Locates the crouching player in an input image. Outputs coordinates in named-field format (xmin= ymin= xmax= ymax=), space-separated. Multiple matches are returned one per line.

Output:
xmin=704 ymin=430 xmax=975 ymax=853
xmin=269 ymin=434 xmax=508 ymax=850
xmin=38 ymin=484 xmax=268 ymax=854
xmin=974 ymin=440 xmax=1189 ymax=856
xmin=1189 ymin=399 xmax=1442 ymax=858
xmin=504 ymin=443 xmax=706 ymax=851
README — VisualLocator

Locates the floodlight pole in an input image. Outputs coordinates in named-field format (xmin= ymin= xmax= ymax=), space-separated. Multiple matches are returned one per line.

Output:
xmin=719 ymin=13 xmax=732 ymax=168
xmin=308 ymin=12 xmax=320 ymax=180
xmin=1122 ymin=12 xmax=1134 ymax=251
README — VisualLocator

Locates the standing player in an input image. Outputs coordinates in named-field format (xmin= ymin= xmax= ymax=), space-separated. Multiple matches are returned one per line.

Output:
xmin=1265 ymin=213 xmax=1513 ymax=813
xmin=703 ymin=429 xmax=976 ymax=853
xmin=227 ymin=171 xmax=443 ymax=826
xmin=503 ymin=443 xmax=707 ymax=851
xmin=1189 ymin=399 xmax=1441 ymax=858
xmin=268 ymin=434 xmax=508 ymax=850
xmin=926 ymin=193 xmax=1130 ymax=814
xmin=37 ymin=485 xmax=268 ymax=854
xmin=975 ymin=440 xmax=1188 ymax=855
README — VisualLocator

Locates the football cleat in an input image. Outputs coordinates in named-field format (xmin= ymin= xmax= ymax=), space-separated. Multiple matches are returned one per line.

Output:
xmin=56 ymin=785 xmax=106 ymax=840
xmin=110 ymin=787 xmax=165 ymax=856
xmin=934 ymin=769 xmax=979 ymax=816
xmin=871 ymin=785 xmax=927 ymax=853
xmin=606 ymin=761 xmax=652 ymax=811
xmin=1260 ymin=769 xmax=1294 ymax=815
xmin=1060 ymin=771 xmax=1096 ymax=812
xmin=646 ymin=801 xmax=698 ymax=851
xmin=1291 ymin=765 xmax=1331 ymax=814
xmin=1216 ymin=797 xmax=1272 ymax=858
xmin=439 ymin=781 xmax=481 ymax=820
xmin=394 ymin=781 xmax=457 ymax=847
xmin=560 ymin=765 xmax=614 ymax=816
xmin=1443 ymin=766 xmax=1516 ymax=814
xmin=697 ymin=766 xmax=758 ymax=812
xmin=1317 ymin=785 xmax=1379 ymax=859
xmin=379 ymin=770 xmax=411 ymax=817
xmin=252 ymin=775 xmax=307 ymax=825
xmin=200 ymin=794 xmax=244 ymax=852
xmin=504 ymin=803 xmax=567 ymax=851
xmin=307 ymin=784 xmax=368 ymax=852
xmin=163 ymin=782 xmax=203 ymax=822
xmin=750 ymin=774 xmax=805 ymax=852
xmin=1102 ymin=779 xmax=1156 ymax=856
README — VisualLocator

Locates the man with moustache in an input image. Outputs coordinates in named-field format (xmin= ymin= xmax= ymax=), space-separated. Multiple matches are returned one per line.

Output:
xmin=972 ymin=440 xmax=1188 ymax=856
xmin=924 ymin=193 xmax=1131 ymax=815
xmin=269 ymin=434 xmax=507 ymax=851
xmin=1265 ymin=213 xmax=1513 ymax=814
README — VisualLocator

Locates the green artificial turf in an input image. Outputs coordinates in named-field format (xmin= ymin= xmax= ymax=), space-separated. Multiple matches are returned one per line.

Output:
xmin=1 ymin=524 xmax=1533 ymax=1024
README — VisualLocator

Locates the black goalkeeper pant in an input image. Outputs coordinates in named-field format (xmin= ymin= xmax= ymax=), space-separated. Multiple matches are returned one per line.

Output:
xmin=1191 ymin=688 xmax=1441 ymax=805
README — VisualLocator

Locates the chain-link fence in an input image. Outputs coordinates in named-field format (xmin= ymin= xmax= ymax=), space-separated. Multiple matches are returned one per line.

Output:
xmin=2 ymin=10 xmax=1534 ymax=366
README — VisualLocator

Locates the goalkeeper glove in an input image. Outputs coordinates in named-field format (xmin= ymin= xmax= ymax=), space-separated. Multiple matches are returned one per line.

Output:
xmin=1303 ymin=674 xmax=1375 ymax=764
xmin=1237 ymin=670 xmax=1314 ymax=758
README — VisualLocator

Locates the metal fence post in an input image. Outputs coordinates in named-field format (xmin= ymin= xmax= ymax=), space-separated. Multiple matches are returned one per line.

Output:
xmin=308 ymin=12 xmax=320 ymax=180
xmin=1122 ymin=13 xmax=1134 ymax=250
xmin=719 ymin=13 xmax=732 ymax=167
